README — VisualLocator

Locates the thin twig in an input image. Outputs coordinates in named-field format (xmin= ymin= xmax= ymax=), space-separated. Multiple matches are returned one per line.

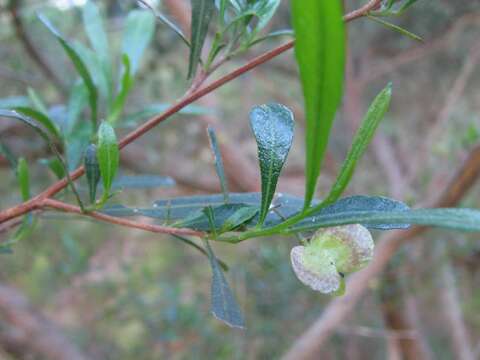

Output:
xmin=41 ymin=198 xmax=204 ymax=237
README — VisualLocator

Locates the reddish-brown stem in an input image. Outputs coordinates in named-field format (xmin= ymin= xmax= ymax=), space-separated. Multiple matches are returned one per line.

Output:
xmin=41 ymin=198 xmax=203 ymax=237
xmin=0 ymin=2 xmax=376 ymax=227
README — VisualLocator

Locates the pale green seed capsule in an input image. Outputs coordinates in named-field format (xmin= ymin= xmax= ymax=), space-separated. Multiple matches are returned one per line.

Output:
xmin=290 ymin=224 xmax=374 ymax=294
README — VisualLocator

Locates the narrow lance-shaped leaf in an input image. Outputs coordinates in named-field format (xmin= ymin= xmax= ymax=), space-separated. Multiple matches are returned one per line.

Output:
xmin=207 ymin=126 xmax=229 ymax=203
xmin=204 ymin=238 xmax=245 ymax=328
xmin=97 ymin=122 xmax=119 ymax=202
xmin=108 ymin=55 xmax=133 ymax=125
xmin=0 ymin=110 xmax=84 ymax=209
xmin=17 ymin=158 xmax=30 ymax=201
xmin=82 ymin=1 xmax=112 ymax=101
xmin=319 ymin=84 xmax=392 ymax=207
xmin=137 ymin=0 xmax=190 ymax=47
xmin=367 ymin=15 xmax=423 ymax=42
xmin=84 ymin=144 xmax=100 ymax=203
xmin=38 ymin=14 xmax=98 ymax=128
xmin=122 ymin=9 xmax=155 ymax=76
xmin=289 ymin=208 xmax=480 ymax=234
xmin=15 ymin=106 xmax=61 ymax=139
xmin=291 ymin=0 xmax=346 ymax=208
xmin=250 ymin=103 xmax=294 ymax=226
xmin=82 ymin=1 xmax=110 ymax=64
xmin=188 ymin=0 xmax=215 ymax=78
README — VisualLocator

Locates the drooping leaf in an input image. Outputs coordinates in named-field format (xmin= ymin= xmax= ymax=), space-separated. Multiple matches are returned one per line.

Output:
xmin=14 ymin=106 xmax=61 ymax=139
xmin=320 ymin=84 xmax=392 ymax=206
xmin=172 ymin=234 xmax=228 ymax=271
xmin=38 ymin=14 xmax=98 ymax=127
xmin=84 ymin=144 xmax=100 ymax=203
xmin=291 ymin=0 xmax=345 ymax=208
xmin=188 ymin=0 xmax=215 ymax=78
xmin=122 ymin=9 xmax=155 ymax=75
xmin=290 ymin=208 xmax=480 ymax=233
xmin=207 ymin=126 xmax=229 ymax=202
xmin=17 ymin=158 xmax=30 ymax=201
xmin=97 ymin=122 xmax=119 ymax=200
xmin=137 ymin=0 xmax=190 ymax=47
xmin=250 ymin=103 xmax=294 ymax=225
xmin=0 ymin=109 xmax=53 ymax=144
xmin=204 ymin=240 xmax=245 ymax=328
xmin=249 ymin=29 xmax=294 ymax=46
xmin=0 ymin=215 xmax=36 ymax=255
xmin=108 ymin=55 xmax=133 ymax=125
xmin=110 ymin=175 xmax=175 ymax=190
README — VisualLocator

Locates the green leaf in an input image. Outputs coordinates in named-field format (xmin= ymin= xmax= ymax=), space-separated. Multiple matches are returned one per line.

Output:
xmin=289 ymin=208 xmax=480 ymax=234
xmin=251 ymin=0 xmax=281 ymax=32
xmin=204 ymin=239 xmax=245 ymax=328
xmin=27 ymin=87 xmax=49 ymax=115
xmin=110 ymin=175 xmax=175 ymax=190
xmin=39 ymin=157 xmax=66 ymax=179
xmin=175 ymin=203 xmax=258 ymax=231
xmin=122 ymin=103 xmax=209 ymax=126
xmin=137 ymin=0 xmax=190 ymax=47
xmin=367 ymin=15 xmax=422 ymax=42
xmin=0 ymin=215 xmax=36 ymax=255
xmin=65 ymin=81 xmax=88 ymax=136
xmin=188 ymin=0 xmax=215 ymax=78
xmin=14 ymin=106 xmax=61 ymax=140
xmin=250 ymin=103 xmax=294 ymax=226
xmin=172 ymin=234 xmax=228 ymax=271
xmin=66 ymin=120 xmax=91 ymax=171
xmin=82 ymin=1 xmax=110 ymax=64
xmin=0 ymin=109 xmax=53 ymax=144
xmin=107 ymin=55 xmax=133 ymax=125
xmin=122 ymin=9 xmax=155 ymax=75
xmin=38 ymin=14 xmax=98 ymax=128
xmin=207 ymin=126 xmax=229 ymax=203
xmin=0 ymin=141 xmax=18 ymax=170
xmin=249 ymin=29 xmax=294 ymax=46
xmin=320 ymin=84 xmax=392 ymax=206
xmin=291 ymin=0 xmax=346 ymax=208
xmin=0 ymin=96 xmax=29 ymax=108
xmin=73 ymin=42 xmax=110 ymax=103
xmin=97 ymin=122 xmax=119 ymax=200
xmin=307 ymin=195 xmax=410 ymax=230
xmin=16 ymin=158 xmax=30 ymax=201
xmin=84 ymin=144 xmax=100 ymax=203
xmin=374 ymin=0 xmax=420 ymax=16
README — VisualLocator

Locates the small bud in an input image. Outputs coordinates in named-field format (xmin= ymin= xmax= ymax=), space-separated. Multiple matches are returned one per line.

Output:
xmin=290 ymin=224 xmax=374 ymax=294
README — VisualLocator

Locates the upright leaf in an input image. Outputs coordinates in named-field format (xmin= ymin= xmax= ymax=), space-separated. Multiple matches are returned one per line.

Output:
xmin=207 ymin=126 xmax=229 ymax=202
xmin=320 ymin=84 xmax=392 ymax=206
xmin=188 ymin=0 xmax=215 ymax=78
xmin=204 ymin=239 xmax=245 ymax=328
xmin=82 ymin=1 xmax=110 ymax=64
xmin=122 ymin=9 xmax=155 ymax=75
xmin=38 ymin=14 xmax=98 ymax=128
xmin=291 ymin=0 xmax=346 ymax=208
xmin=84 ymin=144 xmax=100 ymax=203
xmin=250 ymin=103 xmax=294 ymax=226
xmin=65 ymin=81 xmax=88 ymax=136
xmin=97 ymin=122 xmax=119 ymax=201
xmin=17 ymin=158 xmax=30 ymax=201
xmin=108 ymin=55 xmax=133 ymax=125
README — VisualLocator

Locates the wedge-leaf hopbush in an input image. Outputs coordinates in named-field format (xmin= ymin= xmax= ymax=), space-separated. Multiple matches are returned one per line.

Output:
xmin=1 ymin=0 xmax=479 ymax=329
